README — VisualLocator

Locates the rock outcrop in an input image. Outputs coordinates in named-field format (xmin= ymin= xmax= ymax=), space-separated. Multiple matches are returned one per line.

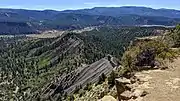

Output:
xmin=115 ymin=76 xmax=148 ymax=101
xmin=99 ymin=96 xmax=117 ymax=101
xmin=40 ymin=56 xmax=120 ymax=100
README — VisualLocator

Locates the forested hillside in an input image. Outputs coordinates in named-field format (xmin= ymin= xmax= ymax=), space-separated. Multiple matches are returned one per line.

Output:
xmin=0 ymin=26 xmax=165 ymax=101
xmin=72 ymin=25 xmax=180 ymax=101
xmin=62 ymin=6 xmax=180 ymax=18
xmin=0 ymin=7 xmax=180 ymax=35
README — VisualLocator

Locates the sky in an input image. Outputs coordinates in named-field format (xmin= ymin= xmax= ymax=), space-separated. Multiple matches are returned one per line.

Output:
xmin=0 ymin=0 xmax=180 ymax=11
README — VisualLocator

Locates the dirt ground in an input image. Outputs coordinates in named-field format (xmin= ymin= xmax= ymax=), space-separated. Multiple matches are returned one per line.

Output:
xmin=134 ymin=58 xmax=180 ymax=101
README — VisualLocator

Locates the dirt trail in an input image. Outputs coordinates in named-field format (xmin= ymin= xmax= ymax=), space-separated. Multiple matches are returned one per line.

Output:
xmin=134 ymin=58 xmax=180 ymax=101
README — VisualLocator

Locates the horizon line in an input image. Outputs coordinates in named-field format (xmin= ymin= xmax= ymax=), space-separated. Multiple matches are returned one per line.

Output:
xmin=0 ymin=5 xmax=180 ymax=11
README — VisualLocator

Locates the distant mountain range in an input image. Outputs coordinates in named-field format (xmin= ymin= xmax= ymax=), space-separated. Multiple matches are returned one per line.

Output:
xmin=0 ymin=6 xmax=180 ymax=34
xmin=62 ymin=6 xmax=180 ymax=18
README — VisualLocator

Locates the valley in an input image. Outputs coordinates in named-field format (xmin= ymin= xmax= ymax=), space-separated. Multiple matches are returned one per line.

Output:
xmin=0 ymin=26 xmax=167 ymax=101
xmin=0 ymin=6 xmax=180 ymax=35
xmin=0 ymin=6 xmax=180 ymax=101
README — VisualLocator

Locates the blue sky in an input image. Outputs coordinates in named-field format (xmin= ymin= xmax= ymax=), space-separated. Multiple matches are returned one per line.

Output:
xmin=0 ymin=0 xmax=180 ymax=10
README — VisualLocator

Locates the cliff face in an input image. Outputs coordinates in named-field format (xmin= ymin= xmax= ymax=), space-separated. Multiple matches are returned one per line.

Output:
xmin=0 ymin=26 xmax=168 ymax=101
xmin=40 ymin=56 xmax=120 ymax=100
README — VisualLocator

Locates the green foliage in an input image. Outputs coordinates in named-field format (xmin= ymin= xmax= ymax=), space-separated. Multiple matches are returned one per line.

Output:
xmin=165 ymin=24 xmax=180 ymax=47
xmin=121 ymin=46 xmax=140 ymax=71
xmin=1 ymin=7 xmax=180 ymax=35
xmin=176 ymin=24 xmax=180 ymax=30
xmin=108 ymin=71 xmax=117 ymax=87
xmin=80 ymin=27 xmax=160 ymax=58
xmin=0 ymin=26 xmax=166 ymax=100
xmin=84 ymin=83 xmax=93 ymax=91
xmin=121 ymin=39 xmax=178 ymax=71
xmin=98 ymin=73 xmax=107 ymax=84
xmin=67 ymin=95 xmax=75 ymax=101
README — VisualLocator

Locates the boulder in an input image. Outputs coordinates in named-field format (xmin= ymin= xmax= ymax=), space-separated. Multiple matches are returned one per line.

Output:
xmin=131 ymin=89 xmax=148 ymax=98
xmin=116 ymin=78 xmax=131 ymax=85
xmin=120 ymin=91 xmax=132 ymax=100
xmin=98 ymin=96 xmax=117 ymax=101
xmin=115 ymin=78 xmax=132 ymax=101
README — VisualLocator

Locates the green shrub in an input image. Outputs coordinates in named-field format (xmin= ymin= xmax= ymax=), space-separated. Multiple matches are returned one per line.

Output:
xmin=165 ymin=24 xmax=180 ymax=47
xmin=98 ymin=73 xmax=107 ymax=84
xmin=108 ymin=71 xmax=117 ymax=87
xmin=121 ymin=40 xmax=178 ymax=71
xmin=84 ymin=83 xmax=92 ymax=91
